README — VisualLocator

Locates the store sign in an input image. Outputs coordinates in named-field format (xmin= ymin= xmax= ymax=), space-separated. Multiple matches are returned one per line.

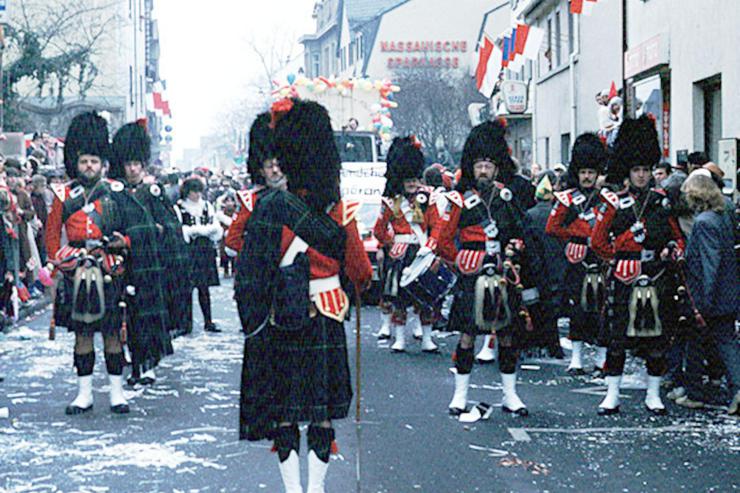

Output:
xmin=624 ymin=34 xmax=669 ymax=79
xmin=662 ymin=101 xmax=670 ymax=157
xmin=380 ymin=40 xmax=467 ymax=69
xmin=501 ymin=80 xmax=528 ymax=114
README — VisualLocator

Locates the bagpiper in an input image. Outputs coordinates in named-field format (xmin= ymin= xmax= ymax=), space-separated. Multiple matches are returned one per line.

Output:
xmin=373 ymin=136 xmax=442 ymax=353
xmin=435 ymin=120 xmax=542 ymax=417
xmin=546 ymin=133 xmax=609 ymax=375
xmin=237 ymin=99 xmax=372 ymax=493
xmin=110 ymin=121 xmax=177 ymax=386
xmin=46 ymin=112 xmax=133 ymax=414
xmin=591 ymin=116 xmax=685 ymax=416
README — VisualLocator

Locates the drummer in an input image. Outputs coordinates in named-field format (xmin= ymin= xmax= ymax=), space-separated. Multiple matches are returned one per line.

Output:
xmin=373 ymin=136 xmax=444 ymax=353
xmin=435 ymin=120 xmax=542 ymax=417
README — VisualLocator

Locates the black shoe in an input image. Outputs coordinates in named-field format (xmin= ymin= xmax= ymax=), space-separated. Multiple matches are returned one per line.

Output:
xmin=597 ymin=406 xmax=620 ymax=416
xmin=204 ymin=322 xmax=221 ymax=333
xmin=567 ymin=367 xmax=587 ymax=376
xmin=448 ymin=406 xmax=466 ymax=416
xmin=110 ymin=404 xmax=130 ymax=414
xmin=502 ymin=406 xmax=529 ymax=417
xmin=592 ymin=367 xmax=607 ymax=379
xmin=139 ymin=377 xmax=155 ymax=386
xmin=65 ymin=404 xmax=93 ymax=415
xmin=645 ymin=405 xmax=668 ymax=416
xmin=126 ymin=376 xmax=139 ymax=387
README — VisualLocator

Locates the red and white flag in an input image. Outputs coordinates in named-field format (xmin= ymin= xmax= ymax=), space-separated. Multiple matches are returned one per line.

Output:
xmin=147 ymin=81 xmax=172 ymax=117
xmin=571 ymin=0 xmax=599 ymax=15
xmin=476 ymin=35 xmax=502 ymax=98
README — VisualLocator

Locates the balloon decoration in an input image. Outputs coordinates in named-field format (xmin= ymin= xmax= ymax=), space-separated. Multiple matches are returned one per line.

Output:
xmin=273 ymin=74 xmax=401 ymax=143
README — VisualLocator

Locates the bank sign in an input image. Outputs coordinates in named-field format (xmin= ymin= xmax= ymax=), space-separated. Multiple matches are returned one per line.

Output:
xmin=380 ymin=40 xmax=468 ymax=69
xmin=501 ymin=80 xmax=528 ymax=114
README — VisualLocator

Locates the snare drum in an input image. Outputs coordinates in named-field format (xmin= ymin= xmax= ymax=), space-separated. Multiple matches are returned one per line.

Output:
xmin=400 ymin=253 xmax=457 ymax=310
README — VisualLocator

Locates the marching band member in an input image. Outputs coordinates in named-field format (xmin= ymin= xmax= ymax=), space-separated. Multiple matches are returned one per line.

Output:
xmin=436 ymin=120 xmax=542 ymax=417
xmin=46 ymin=112 xmax=133 ymax=414
xmin=237 ymin=99 xmax=372 ymax=493
xmin=110 ymin=121 xmax=175 ymax=386
xmin=373 ymin=137 xmax=441 ymax=353
xmin=546 ymin=133 xmax=609 ymax=375
xmin=591 ymin=116 xmax=685 ymax=416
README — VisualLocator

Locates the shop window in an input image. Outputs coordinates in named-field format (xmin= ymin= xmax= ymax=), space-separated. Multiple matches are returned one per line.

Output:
xmin=312 ymin=53 xmax=320 ymax=78
xmin=701 ymin=76 xmax=722 ymax=162
xmin=633 ymin=74 xmax=665 ymax=156
xmin=561 ymin=133 xmax=570 ymax=164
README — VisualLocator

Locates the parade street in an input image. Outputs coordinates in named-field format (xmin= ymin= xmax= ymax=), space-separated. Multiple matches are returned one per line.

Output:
xmin=1 ymin=281 xmax=738 ymax=493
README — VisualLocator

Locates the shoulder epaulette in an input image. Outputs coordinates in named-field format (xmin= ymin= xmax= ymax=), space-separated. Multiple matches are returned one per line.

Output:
xmin=446 ymin=191 xmax=463 ymax=208
xmin=652 ymin=188 xmax=667 ymax=196
xmin=236 ymin=190 xmax=254 ymax=212
xmin=380 ymin=196 xmax=394 ymax=210
xmin=600 ymin=189 xmax=619 ymax=208
xmin=107 ymin=179 xmax=124 ymax=192
xmin=51 ymin=184 xmax=67 ymax=203
xmin=341 ymin=198 xmax=361 ymax=226
xmin=554 ymin=190 xmax=572 ymax=207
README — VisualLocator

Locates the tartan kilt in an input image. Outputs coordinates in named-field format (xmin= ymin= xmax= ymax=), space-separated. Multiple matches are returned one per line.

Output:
xmin=55 ymin=273 xmax=124 ymax=336
xmin=187 ymin=237 xmax=220 ymax=287
xmin=239 ymin=313 xmax=352 ymax=441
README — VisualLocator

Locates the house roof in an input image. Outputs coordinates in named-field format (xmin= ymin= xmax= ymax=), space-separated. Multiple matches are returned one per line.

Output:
xmin=346 ymin=0 xmax=406 ymax=26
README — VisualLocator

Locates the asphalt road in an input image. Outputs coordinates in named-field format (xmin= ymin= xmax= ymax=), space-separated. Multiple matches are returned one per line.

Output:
xmin=1 ymin=280 xmax=738 ymax=493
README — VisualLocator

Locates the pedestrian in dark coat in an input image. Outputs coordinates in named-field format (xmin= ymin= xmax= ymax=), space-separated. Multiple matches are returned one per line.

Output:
xmin=677 ymin=174 xmax=739 ymax=415
xmin=525 ymin=171 xmax=566 ymax=357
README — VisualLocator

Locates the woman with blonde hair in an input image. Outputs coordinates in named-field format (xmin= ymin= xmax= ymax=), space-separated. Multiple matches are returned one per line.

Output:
xmin=677 ymin=173 xmax=739 ymax=415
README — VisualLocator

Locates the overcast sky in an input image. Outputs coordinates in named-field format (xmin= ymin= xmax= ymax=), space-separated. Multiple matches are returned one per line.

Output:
xmin=155 ymin=0 xmax=315 ymax=162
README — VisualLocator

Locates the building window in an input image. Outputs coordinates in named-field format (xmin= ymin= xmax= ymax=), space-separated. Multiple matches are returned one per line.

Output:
xmin=349 ymin=40 xmax=355 ymax=66
xmin=358 ymin=34 xmax=364 ymax=59
xmin=546 ymin=18 xmax=553 ymax=71
xmin=312 ymin=53 xmax=320 ymax=78
xmin=544 ymin=136 xmax=550 ymax=165
xmin=555 ymin=10 xmax=561 ymax=66
xmin=129 ymin=66 xmax=134 ymax=106
xmin=701 ymin=76 xmax=722 ymax=162
xmin=568 ymin=11 xmax=574 ymax=55
xmin=561 ymin=133 xmax=570 ymax=164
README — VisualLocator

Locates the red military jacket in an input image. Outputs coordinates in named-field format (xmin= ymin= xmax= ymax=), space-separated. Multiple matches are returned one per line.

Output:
xmin=433 ymin=183 xmax=524 ymax=271
xmin=545 ymin=187 xmax=602 ymax=264
xmin=226 ymin=189 xmax=371 ymax=321
xmin=591 ymin=187 xmax=684 ymax=284
xmin=45 ymin=180 xmax=131 ymax=263
xmin=373 ymin=187 xmax=443 ymax=258
xmin=280 ymin=198 xmax=371 ymax=321
xmin=224 ymin=189 xmax=259 ymax=254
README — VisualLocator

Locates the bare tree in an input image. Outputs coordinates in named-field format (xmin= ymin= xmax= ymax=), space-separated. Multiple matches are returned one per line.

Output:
xmin=3 ymin=0 xmax=119 ymax=130
xmin=392 ymin=68 xmax=485 ymax=166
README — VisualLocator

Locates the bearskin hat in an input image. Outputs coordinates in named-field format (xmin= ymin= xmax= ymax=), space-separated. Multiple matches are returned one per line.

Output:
xmin=246 ymin=112 xmax=275 ymax=186
xmin=109 ymin=121 xmax=151 ymax=180
xmin=567 ymin=132 xmax=606 ymax=187
xmin=382 ymin=136 xmax=425 ymax=197
xmin=64 ymin=112 xmax=111 ymax=179
xmin=606 ymin=115 xmax=661 ymax=183
xmin=272 ymin=99 xmax=341 ymax=213
xmin=457 ymin=119 xmax=515 ymax=192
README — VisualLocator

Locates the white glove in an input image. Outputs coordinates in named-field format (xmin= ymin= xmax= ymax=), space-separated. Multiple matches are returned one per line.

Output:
xmin=417 ymin=246 xmax=433 ymax=258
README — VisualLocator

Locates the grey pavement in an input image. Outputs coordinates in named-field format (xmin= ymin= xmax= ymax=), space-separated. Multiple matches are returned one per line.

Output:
xmin=1 ymin=280 xmax=738 ymax=493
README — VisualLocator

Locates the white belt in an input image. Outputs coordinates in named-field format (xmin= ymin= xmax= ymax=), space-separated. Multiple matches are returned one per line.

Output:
xmin=280 ymin=236 xmax=309 ymax=267
xmin=393 ymin=234 xmax=419 ymax=244
xmin=309 ymin=275 xmax=341 ymax=295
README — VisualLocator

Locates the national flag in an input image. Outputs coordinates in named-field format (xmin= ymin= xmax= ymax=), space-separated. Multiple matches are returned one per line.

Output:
xmin=501 ymin=34 xmax=511 ymax=68
xmin=514 ymin=24 xmax=530 ymax=56
xmin=570 ymin=0 xmax=584 ymax=14
xmin=479 ymin=44 xmax=503 ymax=98
xmin=475 ymin=36 xmax=495 ymax=90
xmin=583 ymin=0 xmax=597 ymax=16
xmin=147 ymin=81 xmax=172 ymax=117
xmin=522 ymin=25 xmax=545 ymax=60
xmin=608 ymin=80 xmax=618 ymax=100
